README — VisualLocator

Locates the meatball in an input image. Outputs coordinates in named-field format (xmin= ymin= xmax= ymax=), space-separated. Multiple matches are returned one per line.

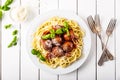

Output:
xmin=65 ymin=53 xmax=71 ymax=57
xmin=63 ymin=33 xmax=71 ymax=41
xmin=69 ymin=29 xmax=76 ymax=39
xmin=41 ymin=39 xmax=52 ymax=51
xmin=63 ymin=29 xmax=77 ymax=41
xmin=53 ymin=25 xmax=63 ymax=30
xmin=62 ymin=41 xmax=74 ymax=52
xmin=46 ymin=53 xmax=55 ymax=59
xmin=52 ymin=36 xmax=62 ymax=46
xmin=52 ymin=47 xmax=64 ymax=57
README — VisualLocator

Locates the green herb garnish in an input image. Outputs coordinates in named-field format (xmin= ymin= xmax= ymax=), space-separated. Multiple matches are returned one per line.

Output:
xmin=41 ymin=21 xmax=70 ymax=39
xmin=50 ymin=34 xmax=55 ymax=39
xmin=4 ymin=0 xmax=14 ymax=6
xmin=1 ymin=6 xmax=10 ymax=11
xmin=63 ymin=21 xmax=70 ymax=36
xmin=41 ymin=29 xmax=56 ymax=39
xmin=66 ymin=29 xmax=70 ymax=36
xmin=50 ymin=29 xmax=55 ymax=39
xmin=8 ymin=36 xmax=18 ymax=48
xmin=41 ymin=34 xmax=51 ymax=39
xmin=64 ymin=21 xmax=69 ymax=28
xmin=5 ymin=24 xmax=19 ymax=48
xmin=12 ymin=30 xmax=18 ymax=35
xmin=50 ymin=29 xmax=55 ymax=34
xmin=31 ymin=49 xmax=39 ymax=55
xmin=31 ymin=49 xmax=46 ymax=61
xmin=55 ymin=28 xmax=63 ymax=34
xmin=0 ymin=10 xmax=2 ymax=19
xmin=4 ymin=24 xmax=12 ymax=29
xmin=0 ymin=0 xmax=13 ymax=11
xmin=39 ymin=54 xmax=46 ymax=61
xmin=0 ymin=0 xmax=14 ymax=19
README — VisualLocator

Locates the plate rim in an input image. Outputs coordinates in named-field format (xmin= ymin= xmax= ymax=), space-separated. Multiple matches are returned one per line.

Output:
xmin=26 ymin=10 xmax=91 ymax=74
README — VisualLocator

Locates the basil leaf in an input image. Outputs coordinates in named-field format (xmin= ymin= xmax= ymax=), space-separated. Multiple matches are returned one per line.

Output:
xmin=8 ymin=42 xmax=13 ymax=48
xmin=50 ymin=34 xmax=55 ymax=39
xmin=8 ymin=36 xmax=18 ymax=48
xmin=12 ymin=30 xmax=18 ymax=35
xmin=13 ymin=42 xmax=17 ymax=45
xmin=64 ymin=21 xmax=69 ymax=28
xmin=1 ymin=6 xmax=10 ymax=11
xmin=50 ymin=29 xmax=55 ymax=38
xmin=0 ymin=11 xmax=2 ymax=19
xmin=31 ymin=49 xmax=39 ymax=55
xmin=37 ymin=53 xmax=40 ymax=57
xmin=39 ymin=54 xmax=46 ymax=61
xmin=56 ymin=28 xmax=63 ymax=34
xmin=66 ymin=29 xmax=70 ymax=36
xmin=4 ymin=0 xmax=14 ymax=6
xmin=50 ymin=29 xmax=55 ymax=34
xmin=31 ymin=49 xmax=46 ymax=61
xmin=41 ymin=34 xmax=51 ymax=39
xmin=4 ymin=24 xmax=12 ymax=29
xmin=63 ymin=21 xmax=70 ymax=36
xmin=12 ymin=36 xmax=17 ymax=42
xmin=0 ymin=6 xmax=2 ymax=9
xmin=0 ymin=0 xmax=14 ymax=19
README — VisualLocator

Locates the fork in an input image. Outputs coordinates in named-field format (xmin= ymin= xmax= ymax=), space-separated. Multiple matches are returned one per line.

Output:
xmin=95 ymin=15 xmax=114 ymax=61
xmin=87 ymin=16 xmax=113 ymax=62
xmin=98 ymin=18 xmax=116 ymax=66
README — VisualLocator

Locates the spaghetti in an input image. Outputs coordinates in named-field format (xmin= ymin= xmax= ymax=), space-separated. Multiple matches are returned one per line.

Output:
xmin=32 ymin=17 xmax=85 ymax=68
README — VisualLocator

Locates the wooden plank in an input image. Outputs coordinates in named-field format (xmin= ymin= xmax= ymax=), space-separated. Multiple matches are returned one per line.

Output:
xmin=40 ymin=0 xmax=58 ymax=80
xmin=40 ymin=0 xmax=58 ymax=14
xmin=78 ymin=0 xmax=96 ymax=80
xmin=97 ymin=0 xmax=115 ymax=80
xmin=59 ymin=71 xmax=77 ymax=80
xmin=59 ymin=0 xmax=76 ymax=12
xmin=59 ymin=0 xmax=77 ymax=80
xmin=20 ymin=0 xmax=39 ymax=80
xmin=116 ymin=0 xmax=120 ymax=79
xmin=0 ymin=0 xmax=2 ymax=79
xmin=0 ymin=0 xmax=2 ymax=80
xmin=1 ymin=0 xmax=20 ymax=80
xmin=40 ymin=70 xmax=58 ymax=80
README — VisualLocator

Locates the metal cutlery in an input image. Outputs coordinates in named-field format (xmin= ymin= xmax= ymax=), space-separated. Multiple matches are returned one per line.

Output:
xmin=98 ymin=18 xmax=116 ymax=66
xmin=87 ymin=16 xmax=96 ymax=33
xmin=87 ymin=15 xmax=115 ymax=66
xmin=87 ymin=16 xmax=108 ymax=62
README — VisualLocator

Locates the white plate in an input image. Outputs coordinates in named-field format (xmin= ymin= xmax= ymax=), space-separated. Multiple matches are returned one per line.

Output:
xmin=26 ymin=10 xmax=91 ymax=74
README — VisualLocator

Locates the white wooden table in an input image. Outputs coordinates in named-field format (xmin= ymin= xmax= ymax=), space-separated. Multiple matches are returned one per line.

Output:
xmin=0 ymin=0 xmax=120 ymax=80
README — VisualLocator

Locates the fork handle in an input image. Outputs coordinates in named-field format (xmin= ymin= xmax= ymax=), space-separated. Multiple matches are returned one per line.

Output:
xmin=98 ymin=51 xmax=108 ymax=66
xmin=101 ymin=39 xmax=114 ymax=60
xmin=98 ymin=34 xmax=114 ymax=60
xmin=105 ymin=49 xmax=114 ymax=60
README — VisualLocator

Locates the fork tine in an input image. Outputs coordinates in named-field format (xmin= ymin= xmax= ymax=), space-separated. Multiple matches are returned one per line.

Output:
xmin=106 ymin=18 xmax=116 ymax=36
xmin=94 ymin=14 xmax=101 ymax=32
xmin=87 ymin=16 xmax=94 ymax=27
xmin=87 ymin=16 xmax=96 ymax=33
xmin=95 ymin=15 xmax=101 ymax=27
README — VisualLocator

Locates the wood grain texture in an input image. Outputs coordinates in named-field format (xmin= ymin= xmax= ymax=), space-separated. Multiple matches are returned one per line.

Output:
xmin=116 ymin=0 xmax=120 ymax=79
xmin=97 ymin=0 xmax=115 ymax=80
xmin=39 ymin=0 xmax=58 ymax=80
xmin=0 ymin=0 xmax=2 ymax=79
xmin=59 ymin=0 xmax=76 ymax=12
xmin=0 ymin=0 xmax=118 ymax=80
xmin=1 ymin=0 xmax=20 ymax=80
xmin=59 ymin=0 xmax=77 ymax=80
xmin=78 ymin=0 xmax=96 ymax=80
xmin=20 ymin=0 xmax=39 ymax=80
